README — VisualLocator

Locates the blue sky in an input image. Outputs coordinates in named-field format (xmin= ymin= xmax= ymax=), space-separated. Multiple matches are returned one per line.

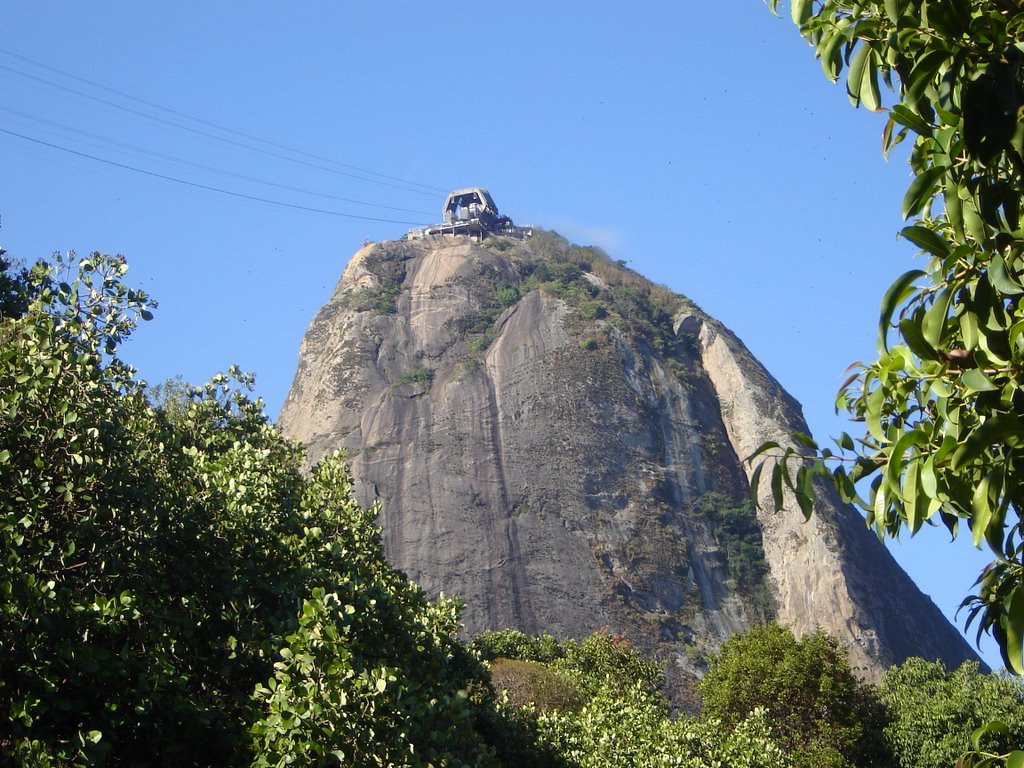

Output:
xmin=1 ymin=2 xmax=998 ymax=667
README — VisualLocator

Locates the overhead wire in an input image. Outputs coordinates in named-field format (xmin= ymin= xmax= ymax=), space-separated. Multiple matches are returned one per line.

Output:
xmin=0 ymin=52 xmax=445 ymax=197
xmin=0 ymin=46 xmax=446 ymax=194
xmin=0 ymin=127 xmax=431 ymax=226
xmin=0 ymin=106 xmax=437 ymax=217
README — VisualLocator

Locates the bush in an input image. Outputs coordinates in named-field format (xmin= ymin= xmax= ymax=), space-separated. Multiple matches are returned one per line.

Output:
xmin=489 ymin=659 xmax=586 ymax=713
xmin=699 ymin=623 xmax=892 ymax=768
xmin=473 ymin=629 xmax=565 ymax=663
xmin=537 ymin=684 xmax=792 ymax=768
xmin=881 ymin=658 xmax=1024 ymax=768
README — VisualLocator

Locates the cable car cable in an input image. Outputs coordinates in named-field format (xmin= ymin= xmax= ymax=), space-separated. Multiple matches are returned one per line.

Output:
xmin=0 ymin=106 xmax=436 ymax=217
xmin=0 ymin=46 xmax=447 ymax=194
xmin=0 ymin=127 xmax=431 ymax=225
xmin=0 ymin=62 xmax=439 ymax=197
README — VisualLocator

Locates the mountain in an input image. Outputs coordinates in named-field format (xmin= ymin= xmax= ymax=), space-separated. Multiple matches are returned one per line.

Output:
xmin=277 ymin=230 xmax=979 ymax=701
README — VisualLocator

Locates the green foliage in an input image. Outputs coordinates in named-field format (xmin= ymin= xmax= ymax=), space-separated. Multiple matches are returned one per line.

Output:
xmin=474 ymin=630 xmax=661 ymax=700
xmin=473 ymin=628 xmax=566 ymax=663
xmin=692 ymin=492 xmax=774 ymax=619
xmin=476 ymin=630 xmax=790 ymax=767
xmin=392 ymin=365 xmax=434 ymax=390
xmin=556 ymin=632 xmax=663 ymax=699
xmin=340 ymin=282 xmax=402 ymax=315
xmin=699 ymin=623 xmax=892 ymax=768
xmin=337 ymin=242 xmax=408 ymax=315
xmin=0 ymin=251 xmax=550 ymax=766
xmin=536 ymin=685 xmax=792 ymax=768
xmin=515 ymin=231 xmax=685 ymax=355
xmin=0 ymin=247 xmax=32 ymax=318
xmin=496 ymin=284 xmax=520 ymax=308
xmin=881 ymin=657 xmax=1024 ymax=768
xmin=758 ymin=0 xmax=1024 ymax=674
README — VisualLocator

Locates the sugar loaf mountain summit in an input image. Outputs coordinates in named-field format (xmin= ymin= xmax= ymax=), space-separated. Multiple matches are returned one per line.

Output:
xmin=278 ymin=189 xmax=979 ymax=696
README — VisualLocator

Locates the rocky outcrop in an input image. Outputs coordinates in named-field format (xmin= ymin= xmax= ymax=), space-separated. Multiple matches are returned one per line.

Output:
xmin=279 ymin=233 xmax=979 ymax=696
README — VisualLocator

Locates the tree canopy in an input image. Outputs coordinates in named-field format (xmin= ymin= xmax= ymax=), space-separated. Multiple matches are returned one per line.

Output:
xmin=699 ymin=623 xmax=890 ymax=768
xmin=0 ymin=251 xmax=539 ymax=766
xmin=880 ymin=657 xmax=1024 ymax=767
xmin=755 ymin=0 xmax=1024 ymax=676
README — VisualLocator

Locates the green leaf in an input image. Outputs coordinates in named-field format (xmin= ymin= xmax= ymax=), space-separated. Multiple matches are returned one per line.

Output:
xmin=847 ymin=42 xmax=873 ymax=107
xmin=879 ymin=270 xmax=925 ymax=351
xmin=899 ymin=318 xmax=940 ymax=361
xmin=883 ymin=0 xmax=901 ymax=23
xmin=747 ymin=440 xmax=781 ymax=463
xmin=903 ymin=457 xmax=922 ymax=532
xmin=900 ymin=225 xmax=950 ymax=257
xmin=887 ymin=429 xmax=925 ymax=490
xmin=922 ymin=287 xmax=952 ymax=347
xmin=971 ymin=720 xmax=1009 ymax=752
xmin=990 ymin=254 xmax=1023 ymax=296
xmin=796 ymin=465 xmax=815 ymax=520
xmin=818 ymin=25 xmax=847 ymax=82
xmin=792 ymin=432 xmax=818 ymax=450
xmin=866 ymin=386 xmax=886 ymax=442
xmin=749 ymin=461 xmax=765 ymax=506
xmin=919 ymin=455 xmax=938 ymax=499
xmin=889 ymin=104 xmax=933 ymax=135
xmin=1003 ymin=588 xmax=1024 ymax=675
xmin=771 ymin=462 xmax=784 ymax=511
xmin=1006 ymin=750 xmax=1024 ymax=768
xmin=861 ymin=48 xmax=882 ymax=111
xmin=902 ymin=166 xmax=948 ymax=219
xmin=952 ymin=414 xmax=1024 ymax=469
xmin=906 ymin=48 xmax=954 ymax=104
xmin=791 ymin=0 xmax=812 ymax=26
xmin=872 ymin=484 xmax=888 ymax=541
xmin=971 ymin=475 xmax=993 ymax=549
xmin=960 ymin=309 xmax=980 ymax=350
xmin=961 ymin=367 xmax=997 ymax=392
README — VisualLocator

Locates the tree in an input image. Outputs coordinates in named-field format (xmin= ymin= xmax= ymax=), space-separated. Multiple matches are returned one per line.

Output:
xmin=698 ymin=623 xmax=892 ymax=768
xmin=880 ymin=657 xmax=1024 ymax=767
xmin=754 ymin=0 xmax=1024 ymax=675
xmin=0 ymin=251 xmax=544 ymax=766
xmin=478 ymin=630 xmax=792 ymax=767
xmin=0 ymin=246 xmax=31 ymax=318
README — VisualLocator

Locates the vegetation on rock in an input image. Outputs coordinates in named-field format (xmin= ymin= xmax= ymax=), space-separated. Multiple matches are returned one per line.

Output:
xmin=691 ymin=491 xmax=775 ymax=619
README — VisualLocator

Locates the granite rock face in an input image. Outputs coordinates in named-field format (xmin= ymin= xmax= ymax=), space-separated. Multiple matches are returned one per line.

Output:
xmin=279 ymin=233 xmax=979 ymax=693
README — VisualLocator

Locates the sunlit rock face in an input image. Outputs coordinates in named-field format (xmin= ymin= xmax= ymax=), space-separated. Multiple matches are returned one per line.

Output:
xmin=279 ymin=233 xmax=979 ymax=700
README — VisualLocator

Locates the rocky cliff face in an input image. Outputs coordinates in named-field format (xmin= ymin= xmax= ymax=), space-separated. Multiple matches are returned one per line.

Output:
xmin=278 ymin=232 xmax=979 ymax=696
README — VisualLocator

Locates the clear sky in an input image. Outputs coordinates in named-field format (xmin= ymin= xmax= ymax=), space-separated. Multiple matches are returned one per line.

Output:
xmin=1 ymin=2 xmax=999 ymax=668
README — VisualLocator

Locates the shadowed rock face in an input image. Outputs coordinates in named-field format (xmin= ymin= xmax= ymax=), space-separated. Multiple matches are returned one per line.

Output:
xmin=278 ymin=233 xmax=980 ymax=697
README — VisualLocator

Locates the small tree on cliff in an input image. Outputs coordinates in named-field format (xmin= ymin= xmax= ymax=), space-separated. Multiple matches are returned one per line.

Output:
xmin=754 ymin=0 xmax=1024 ymax=676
